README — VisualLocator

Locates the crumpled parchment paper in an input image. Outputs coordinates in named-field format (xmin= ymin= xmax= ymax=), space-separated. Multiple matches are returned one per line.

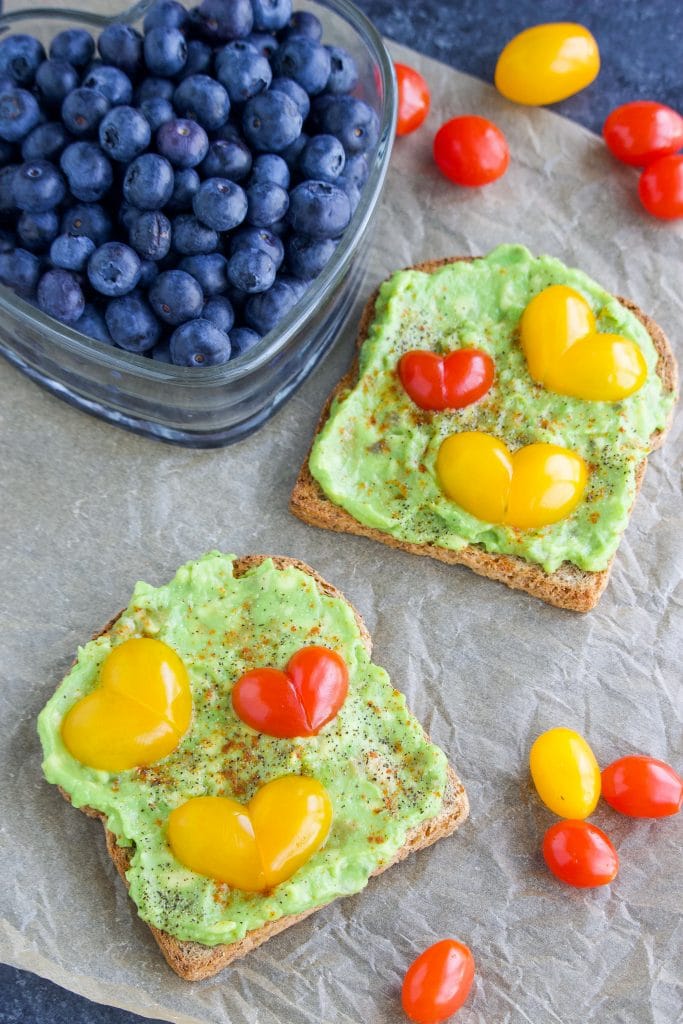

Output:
xmin=1 ymin=39 xmax=682 ymax=1024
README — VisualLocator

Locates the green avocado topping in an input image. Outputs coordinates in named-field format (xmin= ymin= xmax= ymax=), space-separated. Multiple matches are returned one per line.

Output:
xmin=309 ymin=245 xmax=674 ymax=573
xmin=38 ymin=553 xmax=449 ymax=946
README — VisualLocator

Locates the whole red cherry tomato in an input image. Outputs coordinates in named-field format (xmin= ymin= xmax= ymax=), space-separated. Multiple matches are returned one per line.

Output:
xmin=395 ymin=63 xmax=431 ymax=136
xmin=638 ymin=154 xmax=683 ymax=218
xmin=542 ymin=820 xmax=618 ymax=888
xmin=433 ymin=116 xmax=509 ymax=186
xmin=603 ymin=101 xmax=683 ymax=167
xmin=602 ymin=755 xmax=682 ymax=818
xmin=402 ymin=939 xmax=475 ymax=1023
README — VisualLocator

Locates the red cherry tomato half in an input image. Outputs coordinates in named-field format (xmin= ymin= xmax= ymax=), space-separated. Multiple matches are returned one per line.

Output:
xmin=398 ymin=349 xmax=494 ymax=410
xmin=542 ymin=820 xmax=618 ymax=888
xmin=638 ymin=154 xmax=683 ymax=219
xmin=603 ymin=101 xmax=683 ymax=167
xmin=602 ymin=755 xmax=682 ymax=818
xmin=402 ymin=939 xmax=475 ymax=1023
xmin=395 ymin=63 xmax=431 ymax=136
xmin=433 ymin=116 xmax=509 ymax=186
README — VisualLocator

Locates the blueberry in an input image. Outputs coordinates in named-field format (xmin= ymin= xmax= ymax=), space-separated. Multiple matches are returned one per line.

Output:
xmin=144 ymin=28 xmax=187 ymax=78
xmin=97 ymin=25 xmax=144 ymax=80
xmin=61 ymin=203 xmax=112 ymax=245
xmin=88 ymin=241 xmax=141 ymax=296
xmin=201 ymin=293 xmax=234 ymax=332
xmin=229 ymin=325 xmax=261 ymax=357
xmin=35 ymin=60 xmax=79 ymax=108
xmin=246 ymin=33 xmax=279 ymax=60
xmin=250 ymin=153 xmax=289 ymax=188
xmin=299 ymin=134 xmax=345 ymax=182
xmin=61 ymin=88 xmax=110 ymax=137
xmin=82 ymin=66 xmax=134 ymax=107
xmin=150 ymin=268 xmax=203 ymax=324
xmin=288 ymin=180 xmax=350 ymax=239
xmin=178 ymin=40 xmax=213 ymax=80
xmin=98 ymin=105 xmax=151 ymax=161
xmin=193 ymin=177 xmax=247 ymax=231
xmin=169 ymin=318 xmax=231 ymax=366
xmin=37 ymin=268 xmax=85 ymax=323
xmin=60 ymin=142 xmax=113 ymax=202
xmin=279 ymin=130 xmax=308 ymax=170
xmin=13 ymin=160 xmax=66 ymax=212
xmin=156 ymin=118 xmax=209 ymax=168
xmin=77 ymin=302 xmax=112 ymax=343
xmin=140 ymin=97 xmax=175 ymax=132
xmin=242 ymin=91 xmax=302 ymax=153
xmin=50 ymin=232 xmax=96 ymax=270
xmin=0 ymin=228 xmax=16 ymax=253
xmin=336 ymin=174 xmax=361 ymax=213
xmin=17 ymin=209 xmax=59 ymax=251
xmin=172 ymin=213 xmax=219 ymax=255
xmin=50 ymin=29 xmax=95 ymax=69
xmin=272 ymin=37 xmax=330 ymax=95
xmin=0 ymin=35 xmax=46 ymax=88
xmin=0 ymin=246 xmax=40 ymax=295
xmin=151 ymin=341 xmax=172 ymax=362
xmin=195 ymin=0 xmax=254 ymax=43
xmin=22 ymin=122 xmax=71 ymax=163
xmin=123 ymin=153 xmax=174 ymax=208
xmin=270 ymin=76 xmax=310 ymax=119
xmin=179 ymin=252 xmax=228 ymax=295
xmin=173 ymin=75 xmax=230 ymax=131
xmin=318 ymin=96 xmax=379 ymax=154
xmin=227 ymin=247 xmax=276 ymax=293
xmin=127 ymin=209 xmax=171 ymax=261
xmin=0 ymin=88 xmax=41 ymax=142
xmin=138 ymin=258 xmax=160 ymax=288
xmin=215 ymin=41 xmax=271 ymax=103
xmin=244 ymin=277 xmax=299 ymax=333
xmin=230 ymin=225 xmax=284 ymax=268
xmin=166 ymin=167 xmax=200 ymax=212
xmin=200 ymin=137 xmax=252 ymax=181
xmin=251 ymin=0 xmax=292 ymax=32
xmin=105 ymin=292 xmax=160 ymax=352
xmin=343 ymin=151 xmax=369 ymax=188
xmin=324 ymin=46 xmax=358 ymax=95
xmin=137 ymin=77 xmax=175 ymax=103
xmin=282 ymin=11 xmax=323 ymax=41
xmin=245 ymin=181 xmax=289 ymax=227
xmin=286 ymin=234 xmax=336 ymax=279
xmin=143 ymin=0 xmax=190 ymax=33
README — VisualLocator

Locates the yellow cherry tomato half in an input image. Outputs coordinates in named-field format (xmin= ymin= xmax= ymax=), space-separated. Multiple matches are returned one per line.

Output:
xmin=530 ymin=727 xmax=601 ymax=819
xmin=495 ymin=22 xmax=600 ymax=106
xmin=436 ymin=432 xmax=587 ymax=530
xmin=61 ymin=637 xmax=192 ymax=772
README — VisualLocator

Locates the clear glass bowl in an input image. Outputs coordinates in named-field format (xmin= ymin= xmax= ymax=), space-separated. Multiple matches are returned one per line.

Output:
xmin=0 ymin=0 xmax=396 ymax=446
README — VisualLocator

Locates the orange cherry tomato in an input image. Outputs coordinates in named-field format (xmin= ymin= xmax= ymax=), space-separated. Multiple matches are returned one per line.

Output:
xmin=602 ymin=755 xmax=682 ymax=818
xmin=638 ymin=154 xmax=683 ymax=219
xmin=603 ymin=101 xmax=683 ymax=167
xmin=402 ymin=940 xmax=475 ymax=1023
xmin=395 ymin=63 xmax=431 ymax=136
xmin=542 ymin=820 xmax=618 ymax=888
xmin=433 ymin=116 xmax=509 ymax=186
xmin=398 ymin=349 xmax=494 ymax=410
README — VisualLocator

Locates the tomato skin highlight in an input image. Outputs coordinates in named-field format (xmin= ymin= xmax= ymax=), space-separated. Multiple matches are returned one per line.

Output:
xmin=433 ymin=116 xmax=509 ymax=186
xmin=398 ymin=349 xmax=494 ymax=410
xmin=603 ymin=101 xmax=683 ymax=167
xmin=602 ymin=756 xmax=682 ymax=818
xmin=402 ymin=940 xmax=475 ymax=1023
xmin=395 ymin=63 xmax=431 ymax=136
xmin=542 ymin=821 xmax=618 ymax=888
xmin=638 ymin=154 xmax=683 ymax=219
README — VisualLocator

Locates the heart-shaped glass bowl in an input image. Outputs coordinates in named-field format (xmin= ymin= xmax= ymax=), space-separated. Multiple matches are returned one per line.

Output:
xmin=0 ymin=0 xmax=396 ymax=446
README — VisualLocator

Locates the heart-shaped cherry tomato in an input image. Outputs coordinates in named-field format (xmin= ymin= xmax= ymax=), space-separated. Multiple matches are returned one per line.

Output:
xmin=231 ymin=645 xmax=349 ymax=738
xmin=602 ymin=755 xmax=682 ymax=818
xmin=395 ymin=63 xmax=431 ymax=136
xmin=398 ymin=349 xmax=494 ymax=410
xmin=402 ymin=939 xmax=475 ymax=1023
xmin=542 ymin=820 xmax=618 ymax=888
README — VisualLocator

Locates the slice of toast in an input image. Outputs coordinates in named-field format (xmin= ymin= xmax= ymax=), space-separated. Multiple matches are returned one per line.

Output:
xmin=291 ymin=258 xmax=678 ymax=613
xmin=57 ymin=555 xmax=469 ymax=982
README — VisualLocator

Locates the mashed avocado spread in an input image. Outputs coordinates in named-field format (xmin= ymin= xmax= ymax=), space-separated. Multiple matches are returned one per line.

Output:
xmin=310 ymin=245 xmax=674 ymax=573
xmin=38 ymin=553 xmax=448 ymax=946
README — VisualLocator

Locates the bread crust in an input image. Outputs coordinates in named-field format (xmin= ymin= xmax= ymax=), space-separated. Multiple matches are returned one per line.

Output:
xmin=58 ymin=555 xmax=469 ymax=981
xmin=290 ymin=258 xmax=679 ymax=612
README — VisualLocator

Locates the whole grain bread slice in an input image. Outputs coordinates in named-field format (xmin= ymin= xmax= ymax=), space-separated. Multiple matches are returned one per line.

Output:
xmin=58 ymin=554 xmax=469 ymax=981
xmin=290 ymin=258 xmax=678 ymax=612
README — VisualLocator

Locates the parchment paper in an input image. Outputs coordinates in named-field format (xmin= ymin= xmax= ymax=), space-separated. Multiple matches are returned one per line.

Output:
xmin=1 ymin=41 xmax=682 ymax=1024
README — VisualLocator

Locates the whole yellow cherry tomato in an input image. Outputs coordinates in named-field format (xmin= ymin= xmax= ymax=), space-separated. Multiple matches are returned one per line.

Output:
xmin=495 ymin=23 xmax=600 ymax=106
xmin=530 ymin=727 xmax=601 ymax=819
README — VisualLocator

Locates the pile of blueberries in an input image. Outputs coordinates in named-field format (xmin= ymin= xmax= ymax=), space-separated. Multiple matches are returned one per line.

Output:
xmin=0 ymin=0 xmax=378 ymax=366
